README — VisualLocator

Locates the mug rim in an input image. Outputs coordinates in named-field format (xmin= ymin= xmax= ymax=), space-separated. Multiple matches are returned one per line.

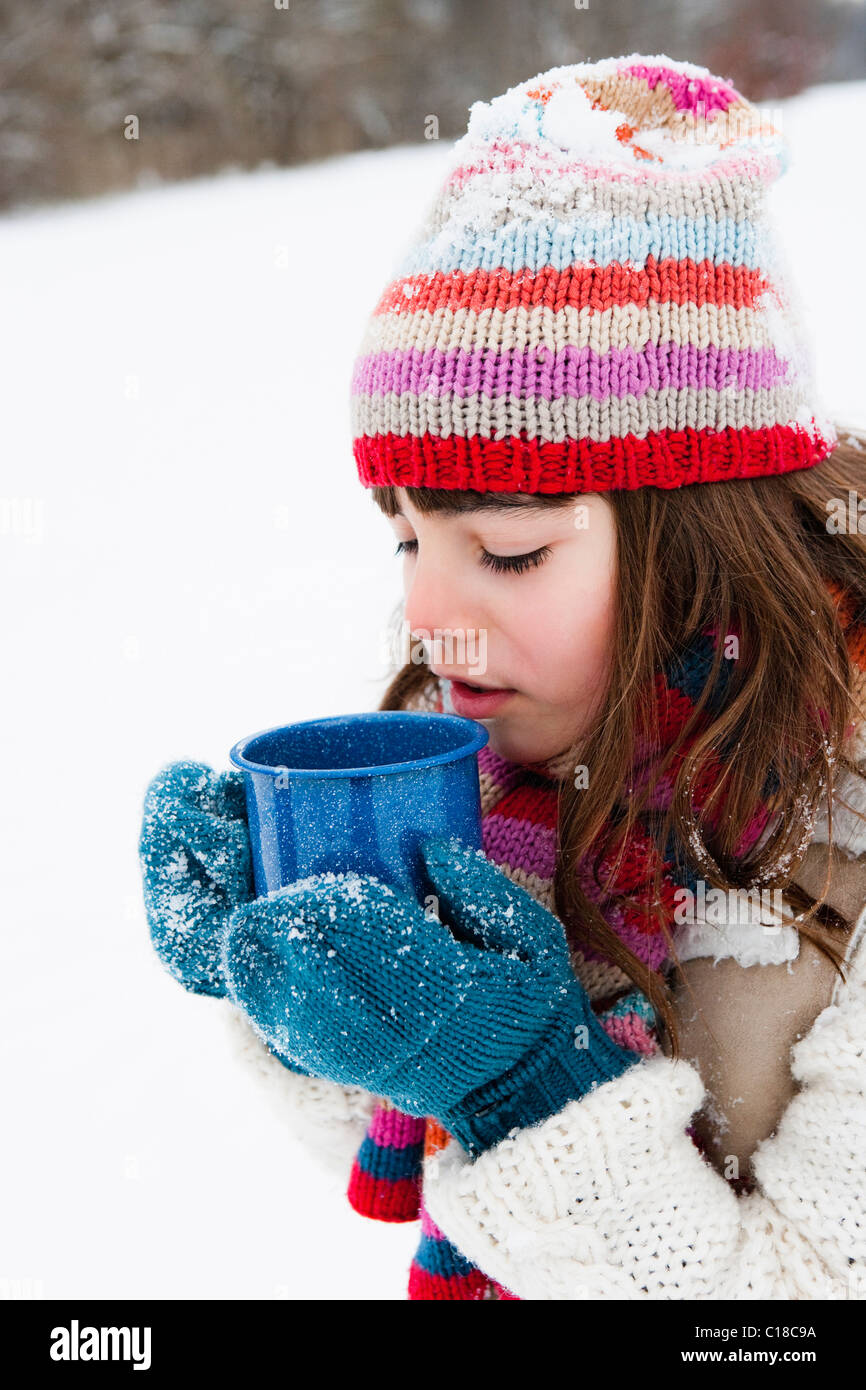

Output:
xmin=229 ymin=710 xmax=489 ymax=780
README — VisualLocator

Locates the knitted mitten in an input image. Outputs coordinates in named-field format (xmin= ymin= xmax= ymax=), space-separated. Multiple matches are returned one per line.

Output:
xmin=138 ymin=759 xmax=312 ymax=1076
xmin=220 ymin=836 xmax=636 ymax=1155
xmin=139 ymin=760 xmax=254 ymax=996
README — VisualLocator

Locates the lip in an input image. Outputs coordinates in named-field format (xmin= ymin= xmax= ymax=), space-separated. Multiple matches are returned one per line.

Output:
xmin=448 ymin=678 xmax=516 ymax=718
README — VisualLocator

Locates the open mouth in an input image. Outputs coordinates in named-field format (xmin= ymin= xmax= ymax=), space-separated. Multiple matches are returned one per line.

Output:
xmin=450 ymin=678 xmax=515 ymax=697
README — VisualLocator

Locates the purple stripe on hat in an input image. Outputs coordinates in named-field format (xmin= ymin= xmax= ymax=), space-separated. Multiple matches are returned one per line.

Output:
xmin=619 ymin=63 xmax=740 ymax=117
xmin=482 ymin=812 xmax=557 ymax=881
xmin=352 ymin=343 xmax=791 ymax=402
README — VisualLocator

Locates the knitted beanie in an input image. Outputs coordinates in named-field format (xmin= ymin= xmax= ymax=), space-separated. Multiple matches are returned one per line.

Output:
xmin=349 ymin=53 xmax=838 ymax=494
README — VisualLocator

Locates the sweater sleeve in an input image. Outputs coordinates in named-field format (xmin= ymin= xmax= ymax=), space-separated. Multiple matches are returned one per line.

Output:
xmin=421 ymin=920 xmax=866 ymax=1300
xmin=222 ymin=1005 xmax=379 ymax=1183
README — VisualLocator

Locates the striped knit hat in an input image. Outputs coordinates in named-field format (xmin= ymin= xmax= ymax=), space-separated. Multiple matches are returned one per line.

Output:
xmin=350 ymin=54 xmax=838 ymax=494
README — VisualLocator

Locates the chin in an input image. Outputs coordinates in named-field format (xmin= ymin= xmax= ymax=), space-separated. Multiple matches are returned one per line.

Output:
xmin=486 ymin=709 xmax=581 ymax=768
xmin=486 ymin=725 xmax=549 ymax=765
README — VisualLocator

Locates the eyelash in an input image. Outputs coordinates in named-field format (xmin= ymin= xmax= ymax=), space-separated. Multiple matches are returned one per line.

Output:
xmin=394 ymin=538 xmax=552 ymax=575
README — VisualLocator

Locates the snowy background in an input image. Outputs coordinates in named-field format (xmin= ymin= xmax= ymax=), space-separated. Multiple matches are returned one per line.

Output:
xmin=2 ymin=78 xmax=864 ymax=1300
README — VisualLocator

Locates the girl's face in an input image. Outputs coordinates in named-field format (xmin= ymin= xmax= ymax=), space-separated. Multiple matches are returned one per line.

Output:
xmin=388 ymin=488 xmax=618 ymax=766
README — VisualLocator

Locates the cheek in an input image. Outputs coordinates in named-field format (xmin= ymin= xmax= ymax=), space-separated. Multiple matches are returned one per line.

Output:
xmin=559 ymin=590 xmax=616 ymax=699
xmin=504 ymin=563 xmax=615 ymax=702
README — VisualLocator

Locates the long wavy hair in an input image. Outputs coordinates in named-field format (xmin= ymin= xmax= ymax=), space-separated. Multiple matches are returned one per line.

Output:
xmin=370 ymin=426 xmax=866 ymax=1056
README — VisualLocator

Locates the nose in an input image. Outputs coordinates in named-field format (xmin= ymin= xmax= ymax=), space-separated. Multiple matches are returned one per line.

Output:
xmin=402 ymin=551 xmax=482 ymax=661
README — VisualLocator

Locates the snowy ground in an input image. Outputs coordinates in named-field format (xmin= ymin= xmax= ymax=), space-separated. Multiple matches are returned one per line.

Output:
xmin=2 ymin=80 xmax=864 ymax=1301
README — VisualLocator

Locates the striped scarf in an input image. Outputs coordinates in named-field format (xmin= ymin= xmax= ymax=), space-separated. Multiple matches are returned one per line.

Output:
xmin=346 ymin=580 xmax=866 ymax=1299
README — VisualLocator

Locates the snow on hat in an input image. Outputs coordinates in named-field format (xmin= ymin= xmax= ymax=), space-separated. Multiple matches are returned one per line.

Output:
xmin=349 ymin=53 xmax=837 ymax=494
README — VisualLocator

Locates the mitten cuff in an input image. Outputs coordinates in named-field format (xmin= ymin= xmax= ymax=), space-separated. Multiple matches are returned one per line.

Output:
xmin=441 ymin=1006 xmax=635 ymax=1157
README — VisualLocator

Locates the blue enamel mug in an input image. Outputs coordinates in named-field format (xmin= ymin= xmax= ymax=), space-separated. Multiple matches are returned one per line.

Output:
xmin=229 ymin=711 xmax=489 ymax=903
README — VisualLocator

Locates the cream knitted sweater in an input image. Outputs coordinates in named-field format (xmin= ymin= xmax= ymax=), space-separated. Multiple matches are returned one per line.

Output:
xmin=223 ymin=758 xmax=866 ymax=1300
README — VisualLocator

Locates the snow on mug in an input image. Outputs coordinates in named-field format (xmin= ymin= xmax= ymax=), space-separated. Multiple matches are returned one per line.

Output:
xmin=229 ymin=711 xmax=489 ymax=904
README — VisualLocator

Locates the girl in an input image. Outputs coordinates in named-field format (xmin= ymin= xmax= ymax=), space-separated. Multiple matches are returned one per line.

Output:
xmin=139 ymin=55 xmax=866 ymax=1299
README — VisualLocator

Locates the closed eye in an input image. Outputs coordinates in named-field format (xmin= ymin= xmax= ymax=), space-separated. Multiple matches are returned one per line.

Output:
xmin=394 ymin=538 xmax=551 ymax=575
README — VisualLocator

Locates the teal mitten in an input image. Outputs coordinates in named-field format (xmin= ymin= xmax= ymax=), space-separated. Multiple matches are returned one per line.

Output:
xmin=220 ymin=837 xmax=636 ymax=1155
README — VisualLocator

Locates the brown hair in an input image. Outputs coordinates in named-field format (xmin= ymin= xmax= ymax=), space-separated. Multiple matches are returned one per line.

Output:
xmin=370 ymin=426 xmax=866 ymax=1057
